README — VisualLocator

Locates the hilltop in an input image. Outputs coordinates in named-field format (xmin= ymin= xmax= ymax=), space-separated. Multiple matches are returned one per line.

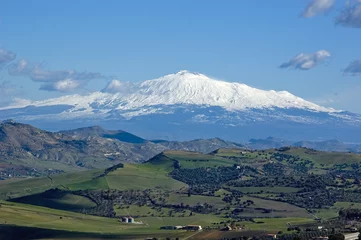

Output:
xmin=0 ymin=121 xmax=166 ymax=178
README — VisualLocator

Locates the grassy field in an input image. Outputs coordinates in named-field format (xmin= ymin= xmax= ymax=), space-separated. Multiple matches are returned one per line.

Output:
xmin=0 ymin=201 xmax=195 ymax=239
xmin=10 ymin=192 xmax=96 ymax=211
xmin=167 ymin=193 xmax=226 ymax=208
xmin=139 ymin=214 xmax=226 ymax=229
xmin=0 ymin=201 xmax=141 ymax=233
xmin=105 ymin=164 xmax=186 ymax=191
xmin=228 ymin=186 xmax=301 ymax=194
xmin=3 ymin=147 xmax=361 ymax=239
xmin=240 ymin=218 xmax=315 ymax=232
xmin=163 ymin=150 xmax=235 ymax=168
xmin=277 ymin=148 xmax=361 ymax=166
xmin=312 ymin=201 xmax=361 ymax=220
xmin=241 ymin=196 xmax=311 ymax=218
xmin=0 ymin=169 xmax=103 ymax=199
xmin=214 ymin=147 xmax=361 ymax=167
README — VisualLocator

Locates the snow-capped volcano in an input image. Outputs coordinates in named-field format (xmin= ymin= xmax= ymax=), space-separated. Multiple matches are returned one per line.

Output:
xmin=2 ymin=70 xmax=335 ymax=114
xmin=121 ymin=70 xmax=334 ymax=112
xmin=1 ymin=71 xmax=360 ymax=141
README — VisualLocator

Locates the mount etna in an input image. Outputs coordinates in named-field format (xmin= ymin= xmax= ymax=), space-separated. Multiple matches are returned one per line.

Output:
xmin=1 ymin=71 xmax=360 ymax=141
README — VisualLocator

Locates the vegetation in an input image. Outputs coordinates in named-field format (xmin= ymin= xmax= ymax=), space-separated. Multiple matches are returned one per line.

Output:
xmin=2 ymin=147 xmax=361 ymax=239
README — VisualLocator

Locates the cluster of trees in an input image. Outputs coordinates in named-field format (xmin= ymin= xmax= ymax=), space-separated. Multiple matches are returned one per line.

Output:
xmin=279 ymin=188 xmax=361 ymax=209
xmin=262 ymin=163 xmax=285 ymax=176
xmin=94 ymin=163 xmax=124 ymax=179
xmin=171 ymin=166 xmax=241 ymax=185
xmin=339 ymin=208 xmax=361 ymax=220
xmin=280 ymin=232 xmax=344 ymax=240
xmin=333 ymin=163 xmax=361 ymax=170
xmin=227 ymin=174 xmax=333 ymax=190
xmin=73 ymin=188 xmax=222 ymax=217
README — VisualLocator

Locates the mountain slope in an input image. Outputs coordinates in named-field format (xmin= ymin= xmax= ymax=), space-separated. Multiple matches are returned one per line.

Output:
xmin=1 ymin=71 xmax=361 ymax=141
xmin=60 ymin=126 xmax=147 ymax=144
xmin=0 ymin=121 xmax=167 ymax=178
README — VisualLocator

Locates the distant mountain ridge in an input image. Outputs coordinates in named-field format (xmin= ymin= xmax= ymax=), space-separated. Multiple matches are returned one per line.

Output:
xmin=60 ymin=126 xmax=147 ymax=144
xmin=1 ymin=71 xmax=361 ymax=141
xmin=1 ymin=121 xmax=361 ymax=179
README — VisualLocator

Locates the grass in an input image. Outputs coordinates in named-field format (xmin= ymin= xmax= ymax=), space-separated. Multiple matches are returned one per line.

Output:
xmin=0 ymin=169 xmax=103 ymax=199
xmin=312 ymin=201 xmax=361 ymax=220
xmin=0 ymin=201 xmax=196 ymax=239
xmin=0 ymin=201 xmax=142 ymax=234
xmin=228 ymin=187 xmax=301 ymax=193
xmin=139 ymin=213 xmax=226 ymax=229
xmin=241 ymin=196 xmax=311 ymax=218
xmin=168 ymin=193 xmax=226 ymax=208
xmin=9 ymin=192 xmax=96 ymax=211
xmin=163 ymin=150 xmax=235 ymax=168
xmin=68 ymin=176 xmax=109 ymax=190
xmin=277 ymin=148 xmax=361 ymax=166
xmin=105 ymin=164 xmax=186 ymax=191
xmin=334 ymin=202 xmax=361 ymax=209
xmin=240 ymin=218 xmax=315 ymax=232
xmin=313 ymin=208 xmax=339 ymax=220
xmin=114 ymin=204 xmax=192 ymax=218
xmin=4 ymin=147 xmax=361 ymax=239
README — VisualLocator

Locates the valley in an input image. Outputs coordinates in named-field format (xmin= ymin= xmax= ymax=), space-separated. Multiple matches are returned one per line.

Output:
xmin=2 ymin=146 xmax=361 ymax=239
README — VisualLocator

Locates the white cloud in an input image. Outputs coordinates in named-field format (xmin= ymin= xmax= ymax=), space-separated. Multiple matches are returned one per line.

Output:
xmin=0 ymin=48 xmax=16 ymax=67
xmin=40 ymin=79 xmax=82 ymax=92
xmin=8 ymin=59 xmax=105 ymax=92
xmin=336 ymin=0 xmax=361 ymax=28
xmin=102 ymin=79 xmax=137 ymax=94
xmin=280 ymin=50 xmax=331 ymax=70
xmin=7 ymin=59 xmax=31 ymax=76
xmin=302 ymin=0 xmax=335 ymax=18
xmin=343 ymin=59 xmax=361 ymax=75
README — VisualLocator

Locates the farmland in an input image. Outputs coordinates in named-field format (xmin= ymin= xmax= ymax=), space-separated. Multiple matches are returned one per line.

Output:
xmin=1 ymin=147 xmax=361 ymax=239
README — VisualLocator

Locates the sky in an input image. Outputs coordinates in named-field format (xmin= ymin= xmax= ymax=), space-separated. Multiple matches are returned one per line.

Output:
xmin=1 ymin=0 xmax=361 ymax=112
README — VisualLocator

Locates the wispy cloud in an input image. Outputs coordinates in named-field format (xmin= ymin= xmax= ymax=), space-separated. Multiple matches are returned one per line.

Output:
xmin=343 ymin=59 xmax=361 ymax=75
xmin=102 ymin=80 xmax=137 ymax=94
xmin=0 ymin=48 xmax=16 ymax=68
xmin=8 ymin=59 xmax=105 ymax=92
xmin=336 ymin=0 xmax=361 ymax=28
xmin=279 ymin=50 xmax=331 ymax=70
xmin=39 ymin=79 xmax=83 ymax=92
xmin=302 ymin=0 xmax=335 ymax=18
xmin=0 ymin=80 xmax=21 ymax=107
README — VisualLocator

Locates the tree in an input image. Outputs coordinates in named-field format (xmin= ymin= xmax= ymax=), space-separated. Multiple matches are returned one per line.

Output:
xmin=329 ymin=233 xmax=345 ymax=240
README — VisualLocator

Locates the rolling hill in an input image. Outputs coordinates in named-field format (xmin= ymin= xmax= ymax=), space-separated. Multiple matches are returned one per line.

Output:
xmin=2 ymin=147 xmax=361 ymax=239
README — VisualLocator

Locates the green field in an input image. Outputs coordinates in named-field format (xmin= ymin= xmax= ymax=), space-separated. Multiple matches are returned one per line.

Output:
xmin=228 ymin=186 xmax=301 ymax=193
xmin=168 ymin=193 xmax=226 ymax=208
xmin=2 ymin=147 xmax=361 ymax=239
xmin=0 ymin=169 xmax=103 ymax=199
xmin=10 ymin=192 xmax=97 ymax=211
xmin=0 ymin=201 xmax=141 ymax=234
xmin=239 ymin=218 xmax=315 ymax=232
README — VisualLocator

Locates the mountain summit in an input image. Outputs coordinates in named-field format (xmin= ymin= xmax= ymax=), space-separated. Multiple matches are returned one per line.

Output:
xmin=0 ymin=71 xmax=360 ymax=141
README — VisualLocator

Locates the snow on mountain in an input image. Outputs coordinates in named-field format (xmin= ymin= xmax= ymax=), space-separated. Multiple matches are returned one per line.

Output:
xmin=2 ymin=70 xmax=361 ymax=141
xmin=1 ymin=70 xmax=336 ymax=118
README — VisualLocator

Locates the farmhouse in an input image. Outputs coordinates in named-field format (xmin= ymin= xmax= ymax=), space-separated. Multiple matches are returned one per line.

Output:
xmin=184 ymin=225 xmax=202 ymax=231
xmin=121 ymin=216 xmax=135 ymax=224
xmin=160 ymin=226 xmax=183 ymax=230
xmin=127 ymin=216 xmax=135 ymax=223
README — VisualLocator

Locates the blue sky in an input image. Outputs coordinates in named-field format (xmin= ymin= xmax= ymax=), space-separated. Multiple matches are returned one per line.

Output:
xmin=1 ymin=0 xmax=361 ymax=112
